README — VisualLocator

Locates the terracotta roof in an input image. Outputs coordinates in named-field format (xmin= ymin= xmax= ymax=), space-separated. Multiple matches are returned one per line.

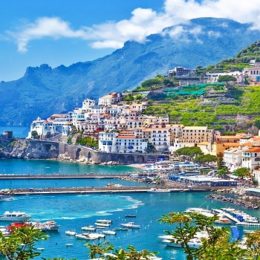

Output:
xmin=245 ymin=147 xmax=260 ymax=153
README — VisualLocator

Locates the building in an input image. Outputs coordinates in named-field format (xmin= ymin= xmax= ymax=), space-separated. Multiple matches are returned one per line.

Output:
xmin=98 ymin=130 xmax=148 ymax=154
xmin=223 ymin=148 xmax=243 ymax=171
xmin=206 ymin=71 xmax=243 ymax=83
xmin=98 ymin=92 xmax=122 ymax=106
xmin=243 ymin=63 xmax=260 ymax=84
xmin=242 ymin=147 xmax=260 ymax=170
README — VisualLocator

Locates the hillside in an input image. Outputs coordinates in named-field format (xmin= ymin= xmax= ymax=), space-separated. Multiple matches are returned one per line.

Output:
xmin=0 ymin=18 xmax=259 ymax=126
xmin=203 ymin=41 xmax=260 ymax=72
xmin=129 ymin=42 xmax=260 ymax=134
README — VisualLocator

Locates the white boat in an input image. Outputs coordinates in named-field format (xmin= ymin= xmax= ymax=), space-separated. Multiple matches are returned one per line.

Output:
xmin=102 ymin=230 xmax=116 ymax=235
xmin=31 ymin=221 xmax=59 ymax=231
xmin=121 ymin=222 xmax=140 ymax=229
xmin=95 ymin=222 xmax=110 ymax=227
xmin=75 ymin=234 xmax=88 ymax=240
xmin=65 ymin=231 xmax=76 ymax=236
xmin=66 ymin=243 xmax=73 ymax=247
xmin=37 ymin=248 xmax=45 ymax=251
xmin=82 ymin=232 xmax=106 ymax=240
xmin=96 ymin=219 xmax=112 ymax=224
xmin=81 ymin=226 xmax=96 ymax=232
xmin=0 ymin=211 xmax=30 ymax=222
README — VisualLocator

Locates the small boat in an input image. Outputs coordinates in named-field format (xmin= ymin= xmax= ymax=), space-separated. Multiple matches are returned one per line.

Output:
xmin=95 ymin=222 xmax=110 ymax=227
xmin=121 ymin=222 xmax=140 ymax=229
xmin=96 ymin=219 xmax=112 ymax=224
xmin=66 ymin=243 xmax=73 ymax=247
xmin=82 ymin=233 xmax=106 ymax=240
xmin=0 ymin=211 xmax=30 ymax=222
xmin=125 ymin=215 xmax=137 ymax=218
xmin=31 ymin=221 xmax=59 ymax=231
xmin=81 ymin=225 xmax=96 ymax=232
xmin=75 ymin=234 xmax=88 ymax=240
xmin=65 ymin=231 xmax=76 ymax=236
xmin=37 ymin=248 xmax=45 ymax=251
xmin=102 ymin=230 xmax=116 ymax=235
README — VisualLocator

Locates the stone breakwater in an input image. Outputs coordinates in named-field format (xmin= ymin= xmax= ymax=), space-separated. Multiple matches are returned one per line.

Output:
xmin=0 ymin=139 xmax=169 ymax=165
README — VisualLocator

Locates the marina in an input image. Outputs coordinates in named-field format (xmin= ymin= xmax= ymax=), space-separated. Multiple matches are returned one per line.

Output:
xmin=0 ymin=160 xmax=259 ymax=260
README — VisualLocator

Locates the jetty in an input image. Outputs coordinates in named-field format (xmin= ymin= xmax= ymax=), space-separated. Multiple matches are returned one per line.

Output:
xmin=0 ymin=174 xmax=128 ymax=180
xmin=0 ymin=187 xmax=207 ymax=196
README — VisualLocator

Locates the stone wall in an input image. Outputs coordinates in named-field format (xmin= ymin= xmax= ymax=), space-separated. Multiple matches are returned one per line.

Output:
xmin=1 ymin=139 xmax=169 ymax=164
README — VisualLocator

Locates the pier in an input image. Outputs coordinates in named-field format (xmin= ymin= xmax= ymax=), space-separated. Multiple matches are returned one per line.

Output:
xmin=0 ymin=187 xmax=208 ymax=196
xmin=0 ymin=174 xmax=129 ymax=180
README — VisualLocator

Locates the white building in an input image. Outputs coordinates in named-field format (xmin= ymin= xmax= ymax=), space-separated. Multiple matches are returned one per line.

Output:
xmin=98 ymin=131 xmax=148 ymax=153
xmin=242 ymin=147 xmax=260 ymax=170
xmin=223 ymin=148 xmax=243 ymax=171
xmin=206 ymin=71 xmax=243 ymax=83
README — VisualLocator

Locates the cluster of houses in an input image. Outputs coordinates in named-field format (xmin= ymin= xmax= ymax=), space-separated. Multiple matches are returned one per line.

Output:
xmin=168 ymin=60 xmax=260 ymax=86
xmin=28 ymin=92 xmax=215 ymax=155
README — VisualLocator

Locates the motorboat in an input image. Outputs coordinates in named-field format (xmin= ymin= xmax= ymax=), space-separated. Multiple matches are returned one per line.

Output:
xmin=96 ymin=219 xmax=112 ymax=224
xmin=121 ymin=222 xmax=140 ymax=229
xmin=0 ymin=211 xmax=30 ymax=222
xmin=65 ymin=230 xmax=76 ymax=236
xmin=125 ymin=215 xmax=137 ymax=218
xmin=95 ymin=222 xmax=110 ymax=227
xmin=30 ymin=221 xmax=59 ymax=231
xmin=81 ymin=225 xmax=96 ymax=232
xmin=102 ymin=230 xmax=116 ymax=235
xmin=82 ymin=232 xmax=106 ymax=240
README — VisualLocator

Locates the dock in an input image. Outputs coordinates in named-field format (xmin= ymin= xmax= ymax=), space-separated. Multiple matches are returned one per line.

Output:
xmin=0 ymin=187 xmax=206 ymax=196
xmin=0 ymin=174 xmax=128 ymax=180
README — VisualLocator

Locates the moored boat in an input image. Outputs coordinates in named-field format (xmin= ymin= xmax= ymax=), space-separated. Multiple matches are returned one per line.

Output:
xmin=65 ymin=230 xmax=76 ymax=236
xmin=0 ymin=211 xmax=30 ymax=222
xmin=121 ymin=222 xmax=140 ymax=229
xmin=102 ymin=230 xmax=116 ymax=235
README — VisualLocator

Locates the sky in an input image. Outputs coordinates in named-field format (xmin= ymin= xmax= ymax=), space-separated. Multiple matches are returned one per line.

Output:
xmin=0 ymin=0 xmax=259 ymax=81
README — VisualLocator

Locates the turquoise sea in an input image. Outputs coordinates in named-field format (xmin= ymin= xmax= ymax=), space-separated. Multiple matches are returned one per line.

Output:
xmin=0 ymin=159 xmax=259 ymax=260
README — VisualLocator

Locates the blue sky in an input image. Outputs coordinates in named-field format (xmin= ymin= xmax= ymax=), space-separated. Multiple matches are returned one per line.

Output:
xmin=0 ymin=0 xmax=259 ymax=81
xmin=0 ymin=0 xmax=163 ymax=80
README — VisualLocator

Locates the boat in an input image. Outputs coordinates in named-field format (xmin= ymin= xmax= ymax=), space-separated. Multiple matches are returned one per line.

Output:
xmin=125 ymin=215 xmax=137 ymax=218
xmin=96 ymin=219 xmax=112 ymax=224
xmin=95 ymin=222 xmax=110 ymax=227
xmin=0 ymin=211 xmax=30 ymax=222
xmin=82 ymin=232 xmax=106 ymax=240
xmin=30 ymin=221 xmax=59 ymax=231
xmin=66 ymin=243 xmax=73 ymax=247
xmin=121 ymin=222 xmax=140 ymax=229
xmin=37 ymin=248 xmax=45 ymax=251
xmin=75 ymin=234 xmax=88 ymax=240
xmin=222 ymin=208 xmax=259 ymax=224
xmin=102 ymin=230 xmax=116 ymax=235
xmin=65 ymin=231 xmax=76 ymax=236
xmin=81 ymin=225 xmax=96 ymax=232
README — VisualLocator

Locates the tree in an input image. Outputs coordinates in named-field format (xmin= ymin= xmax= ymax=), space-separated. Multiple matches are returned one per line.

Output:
xmin=234 ymin=167 xmax=251 ymax=179
xmin=31 ymin=130 xmax=39 ymax=139
xmin=175 ymin=147 xmax=203 ymax=158
xmin=160 ymin=212 xmax=259 ymax=260
xmin=218 ymin=75 xmax=237 ymax=82
xmin=216 ymin=166 xmax=229 ymax=177
xmin=87 ymin=242 xmax=156 ymax=259
xmin=194 ymin=154 xmax=217 ymax=164
xmin=0 ymin=226 xmax=47 ymax=260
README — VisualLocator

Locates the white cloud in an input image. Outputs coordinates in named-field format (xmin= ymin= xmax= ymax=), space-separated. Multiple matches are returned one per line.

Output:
xmin=9 ymin=0 xmax=260 ymax=52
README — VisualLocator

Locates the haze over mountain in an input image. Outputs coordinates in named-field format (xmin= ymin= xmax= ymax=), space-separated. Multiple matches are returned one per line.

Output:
xmin=0 ymin=18 xmax=259 ymax=126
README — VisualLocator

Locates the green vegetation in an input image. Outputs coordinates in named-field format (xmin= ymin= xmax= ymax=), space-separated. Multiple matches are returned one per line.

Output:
xmin=87 ymin=242 xmax=156 ymax=259
xmin=195 ymin=154 xmax=217 ymax=164
xmin=160 ymin=212 xmax=260 ymax=260
xmin=0 ymin=226 xmax=47 ymax=260
xmin=76 ymin=136 xmax=98 ymax=149
xmin=144 ymin=86 xmax=260 ymax=132
xmin=218 ymin=75 xmax=237 ymax=82
xmin=175 ymin=147 xmax=203 ymax=157
xmin=200 ymin=41 xmax=260 ymax=73
xmin=234 ymin=167 xmax=251 ymax=179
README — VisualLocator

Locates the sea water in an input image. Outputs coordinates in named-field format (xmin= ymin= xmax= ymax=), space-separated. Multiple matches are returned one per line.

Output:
xmin=0 ymin=160 xmax=259 ymax=260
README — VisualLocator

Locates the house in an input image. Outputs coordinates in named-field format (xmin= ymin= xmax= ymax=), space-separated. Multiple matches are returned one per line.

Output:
xmin=223 ymin=148 xmax=243 ymax=171
xmin=242 ymin=147 xmax=260 ymax=170
xmin=243 ymin=63 xmax=260 ymax=84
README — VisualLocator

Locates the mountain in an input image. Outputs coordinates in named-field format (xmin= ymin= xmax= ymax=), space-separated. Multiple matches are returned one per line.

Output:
xmin=204 ymin=40 xmax=260 ymax=72
xmin=0 ymin=18 xmax=259 ymax=126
